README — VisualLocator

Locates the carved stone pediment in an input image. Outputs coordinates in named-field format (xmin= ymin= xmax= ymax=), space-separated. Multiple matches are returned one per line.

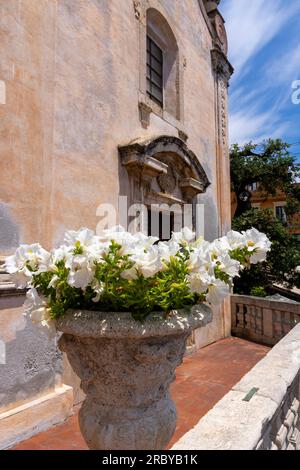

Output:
xmin=119 ymin=135 xmax=210 ymax=204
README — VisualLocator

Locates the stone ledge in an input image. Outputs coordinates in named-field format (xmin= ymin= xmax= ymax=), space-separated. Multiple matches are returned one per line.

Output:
xmin=172 ymin=324 xmax=300 ymax=450
xmin=0 ymin=385 xmax=74 ymax=449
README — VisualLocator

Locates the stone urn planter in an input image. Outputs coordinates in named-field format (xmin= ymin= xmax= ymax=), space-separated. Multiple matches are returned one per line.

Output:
xmin=56 ymin=304 xmax=212 ymax=450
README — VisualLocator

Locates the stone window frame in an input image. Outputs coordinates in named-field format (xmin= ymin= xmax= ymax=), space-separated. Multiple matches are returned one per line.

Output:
xmin=137 ymin=5 xmax=185 ymax=131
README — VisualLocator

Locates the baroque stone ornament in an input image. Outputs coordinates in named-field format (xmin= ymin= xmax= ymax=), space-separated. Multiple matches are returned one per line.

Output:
xmin=157 ymin=166 xmax=176 ymax=193
xmin=214 ymin=13 xmax=228 ymax=55
xmin=57 ymin=305 xmax=212 ymax=450
xmin=132 ymin=0 xmax=141 ymax=20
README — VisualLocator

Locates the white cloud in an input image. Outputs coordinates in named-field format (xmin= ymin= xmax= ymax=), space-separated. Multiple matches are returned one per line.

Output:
xmin=222 ymin=0 xmax=300 ymax=78
xmin=221 ymin=0 xmax=300 ymax=145
xmin=229 ymin=103 xmax=290 ymax=144
xmin=266 ymin=44 xmax=300 ymax=84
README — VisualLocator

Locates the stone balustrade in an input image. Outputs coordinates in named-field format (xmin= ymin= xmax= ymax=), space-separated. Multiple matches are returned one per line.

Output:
xmin=231 ymin=294 xmax=300 ymax=346
xmin=172 ymin=323 xmax=300 ymax=450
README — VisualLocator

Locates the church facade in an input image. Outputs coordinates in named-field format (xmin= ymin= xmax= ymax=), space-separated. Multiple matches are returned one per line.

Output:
xmin=0 ymin=0 xmax=233 ymax=447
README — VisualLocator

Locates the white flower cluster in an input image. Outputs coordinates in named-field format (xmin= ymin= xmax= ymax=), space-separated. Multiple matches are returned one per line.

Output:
xmin=5 ymin=226 xmax=271 ymax=334
xmin=187 ymin=228 xmax=271 ymax=306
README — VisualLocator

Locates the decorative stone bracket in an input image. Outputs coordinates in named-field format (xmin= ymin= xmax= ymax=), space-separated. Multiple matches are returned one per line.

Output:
xmin=180 ymin=178 xmax=206 ymax=202
xmin=121 ymin=143 xmax=168 ymax=182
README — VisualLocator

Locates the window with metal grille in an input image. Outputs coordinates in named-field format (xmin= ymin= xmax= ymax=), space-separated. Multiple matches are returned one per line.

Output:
xmin=275 ymin=205 xmax=287 ymax=224
xmin=147 ymin=209 xmax=175 ymax=242
xmin=146 ymin=36 xmax=163 ymax=107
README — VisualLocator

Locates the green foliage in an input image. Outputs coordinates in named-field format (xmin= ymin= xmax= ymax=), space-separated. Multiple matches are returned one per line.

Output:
xmin=232 ymin=208 xmax=300 ymax=294
xmin=31 ymin=243 xmax=202 ymax=322
xmin=250 ymin=286 xmax=267 ymax=298
xmin=230 ymin=139 xmax=300 ymax=217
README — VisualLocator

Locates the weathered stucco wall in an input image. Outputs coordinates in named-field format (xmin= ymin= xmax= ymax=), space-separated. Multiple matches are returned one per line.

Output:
xmin=0 ymin=292 xmax=61 ymax=411
xmin=0 ymin=0 xmax=226 ymax=252
xmin=0 ymin=0 xmax=232 ymax=439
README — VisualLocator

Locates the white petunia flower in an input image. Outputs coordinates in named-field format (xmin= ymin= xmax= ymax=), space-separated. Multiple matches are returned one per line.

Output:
xmin=67 ymin=254 xmax=95 ymax=289
xmin=157 ymin=240 xmax=180 ymax=265
xmin=5 ymin=244 xmax=51 ymax=288
xmin=98 ymin=226 xmax=134 ymax=246
xmin=206 ymin=279 xmax=230 ymax=306
xmin=188 ymin=272 xmax=211 ymax=294
xmin=171 ymin=227 xmax=195 ymax=244
xmin=188 ymin=241 xmax=214 ymax=274
xmin=23 ymin=288 xmax=56 ymax=338
xmin=64 ymin=227 xmax=96 ymax=247
xmin=225 ymin=230 xmax=247 ymax=250
xmin=47 ymin=245 xmax=73 ymax=272
xmin=243 ymin=228 xmax=272 ymax=264
xmin=216 ymin=253 xmax=241 ymax=279
xmin=128 ymin=245 xmax=162 ymax=279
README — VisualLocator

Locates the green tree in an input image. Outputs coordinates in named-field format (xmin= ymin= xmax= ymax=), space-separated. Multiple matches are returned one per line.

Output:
xmin=230 ymin=139 xmax=300 ymax=295
xmin=230 ymin=139 xmax=300 ymax=218
xmin=232 ymin=208 xmax=300 ymax=295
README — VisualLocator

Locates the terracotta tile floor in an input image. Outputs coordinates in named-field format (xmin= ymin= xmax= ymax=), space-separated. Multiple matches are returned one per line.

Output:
xmin=12 ymin=337 xmax=270 ymax=450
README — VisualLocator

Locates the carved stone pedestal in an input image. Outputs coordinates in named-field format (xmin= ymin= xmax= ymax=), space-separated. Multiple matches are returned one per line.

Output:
xmin=56 ymin=305 xmax=212 ymax=450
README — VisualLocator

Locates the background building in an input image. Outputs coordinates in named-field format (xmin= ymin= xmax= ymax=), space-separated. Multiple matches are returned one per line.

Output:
xmin=231 ymin=183 xmax=300 ymax=246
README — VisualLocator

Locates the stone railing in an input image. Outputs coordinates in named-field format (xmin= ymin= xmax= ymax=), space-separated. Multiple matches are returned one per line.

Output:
xmin=172 ymin=323 xmax=300 ymax=450
xmin=231 ymin=294 xmax=300 ymax=346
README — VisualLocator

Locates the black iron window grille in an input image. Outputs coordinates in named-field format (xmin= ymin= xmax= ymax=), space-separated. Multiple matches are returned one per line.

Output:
xmin=146 ymin=36 xmax=163 ymax=107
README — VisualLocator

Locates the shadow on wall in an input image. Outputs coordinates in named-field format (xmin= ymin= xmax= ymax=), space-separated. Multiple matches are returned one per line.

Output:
xmin=0 ymin=294 xmax=62 ymax=411
xmin=0 ymin=203 xmax=20 ymax=252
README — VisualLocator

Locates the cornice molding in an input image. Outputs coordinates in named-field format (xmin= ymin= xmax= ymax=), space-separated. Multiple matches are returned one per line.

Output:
xmin=211 ymin=47 xmax=234 ymax=82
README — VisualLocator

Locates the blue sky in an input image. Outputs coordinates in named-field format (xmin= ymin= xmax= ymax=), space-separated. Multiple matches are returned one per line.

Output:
xmin=220 ymin=0 xmax=300 ymax=161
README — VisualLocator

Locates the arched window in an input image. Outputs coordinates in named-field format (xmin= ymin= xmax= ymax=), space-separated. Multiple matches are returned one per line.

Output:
xmin=146 ymin=8 xmax=180 ymax=119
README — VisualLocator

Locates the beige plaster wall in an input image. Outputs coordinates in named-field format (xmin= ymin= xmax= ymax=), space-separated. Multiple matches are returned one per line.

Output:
xmin=0 ymin=0 xmax=221 ymax=252
xmin=0 ymin=1 xmax=231 ymax=418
